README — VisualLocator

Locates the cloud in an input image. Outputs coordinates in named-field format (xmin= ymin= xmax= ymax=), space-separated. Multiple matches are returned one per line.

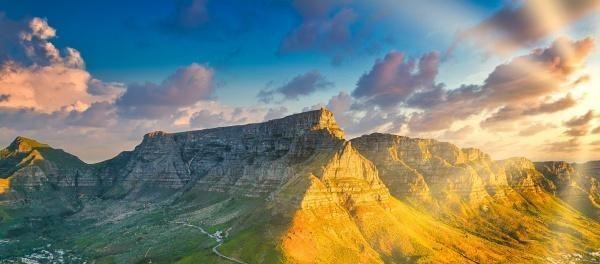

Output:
xmin=264 ymin=106 xmax=289 ymax=120
xmin=65 ymin=102 xmax=118 ymax=127
xmin=0 ymin=17 xmax=124 ymax=133
xmin=258 ymin=70 xmax=333 ymax=103
xmin=480 ymin=106 xmax=526 ymax=129
xmin=279 ymin=0 xmax=401 ymax=65
xmin=0 ymin=62 xmax=95 ymax=112
xmin=0 ymin=61 xmax=118 ymax=114
xmin=544 ymin=138 xmax=581 ymax=153
xmin=116 ymin=63 xmax=215 ymax=118
xmin=407 ymin=110 xmax=456 ymax=133
xmin=564 ymin=126 xmax=588 ymax=137
xmin=0 ymin=17 xmax=121 ymax=113
xmin=482 ymin=95 xmax=578 ymax=127
xmin=0 ymin=15 xmax=82 ymax=68
xmin=478 ymin=37 xmax=593 ymax=104
xmin=441 ymin=125 xmax=475 ymax=140
xmin=0 ymin=102 xmax=118 ymax=131
xmin=0 ymin=15 xmax=281 ymax=162
xmin=518 ymin=123 xmax=555 ymax=137
xmin=406 ymin=37 xmax=594 ymax=132
xmin=593 ymin=126 xmax=600 ymax=134
xmin=87 ymin=79 xmax=125 ymax=99
xmin=0 ymin=104 xmax=160 ymax=162
xmin=166 ymin=0 xmax=209 ymax=30
xmin=280 ymin=2 xmax=358 ymax=54
xmin=21 ymin=17 xmax=56 ymax=40
xmin=62 ymin=47 xmax=85 ymax=69
xmin=326 ymin=91 xmax=352 ymax=115
xmin=0 ymin=107 xmax=62 ymax=130
xmin=189 ymin=110 xmax=230 ymax=129
xmin=324 ymin=91 xmax=406 ymax=137
xmin=564 ymin=110 xmax=594 ymax=127
xmin=352 ymin=51 xmax=441 ymax=109
xmin=301 ymin=91 xmax=406 ymax=137
xmin=572 ymin=75 xmax=590 ymax=86
xmin=523 ymin=94 xmax=577 ymax=115
xmin=173 ymin=101 xmax=269 ymax=129
xmin=188 ymin=105 xmax=281 ymax=129
xmin=0 ymin=17 xmax=188 ymax=161
xmin=16 ymin=17 xmax=84 ymax=68
xmin=159 ymin=0 xmax=273 ymax=39
xmin=458 ymin=0 xmax=600 ymax=54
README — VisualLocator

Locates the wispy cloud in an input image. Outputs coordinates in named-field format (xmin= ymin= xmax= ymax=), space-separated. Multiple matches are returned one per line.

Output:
xmin=409 ymin=37 xmax=595 ymax=132
xmin=564 ymin=110 xmax=595 ymax=127
xmin=258 ymin=70 xmax=333 ymax=103
xmin=455 ymin=0 xmax=600 ymax=55
xmin=116 ymin=63 xmax=215 ymax=119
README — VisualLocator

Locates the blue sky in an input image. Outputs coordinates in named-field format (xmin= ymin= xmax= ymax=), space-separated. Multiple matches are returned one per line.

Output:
xmin=0 ymin=0 xmax=599 ymax=162
xmin=0 ymin=0 xmax=501 ymax=87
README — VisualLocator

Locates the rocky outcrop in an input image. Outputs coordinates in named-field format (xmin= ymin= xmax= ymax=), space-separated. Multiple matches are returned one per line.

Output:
xmin=4 ymin=110 xmax=598 ymax=210
xmin=574 ymin=161 xmax=600 ymax=206
xmin=3 ymin=110 xmax=598 ymax=212
xmin=534 ymin=161 xmax=579 ymax=192
xmin=575 ymin=161 xmax=600 ymax=179
xmin=300 ymin=141 xmax=390 ymax=210
xmin=499 ymin=157 xmax=554 ymax=192
xmin=535 ymin=161 xmax=600 ymax=217
xmin=0 ymin=109 xmax=347 ymax=199
xmin=2 ymin=109 xmax=600 ymax=263
xmin=0 ymin=137 xmax=97 ymax=197
xmin=95 ymin=108 xmax=346 ymax=198
xmin=351 ymin=133 xmax=510 ymax=203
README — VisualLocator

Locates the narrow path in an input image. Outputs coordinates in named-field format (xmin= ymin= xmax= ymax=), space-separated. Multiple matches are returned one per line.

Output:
xmin=174 ymin=221 xmax=247 ymax=264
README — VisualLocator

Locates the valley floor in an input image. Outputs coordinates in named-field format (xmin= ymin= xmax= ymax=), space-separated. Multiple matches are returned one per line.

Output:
xmin=1 ymin=189 xmax=600 ymax=264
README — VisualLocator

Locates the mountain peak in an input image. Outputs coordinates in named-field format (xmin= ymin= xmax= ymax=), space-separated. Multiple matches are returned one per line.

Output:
xmin=277 ymin=107 xmax=344 ymax=139
xmin=7 ymin=136 xmax=50 ymax=153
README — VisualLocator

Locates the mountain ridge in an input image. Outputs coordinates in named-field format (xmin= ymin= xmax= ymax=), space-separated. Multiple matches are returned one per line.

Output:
xmin=1 ymin=108 xmax=599 ymax=263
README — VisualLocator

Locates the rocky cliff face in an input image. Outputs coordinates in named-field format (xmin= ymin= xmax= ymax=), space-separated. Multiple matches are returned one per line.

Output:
xmin=306 ymin=142 xmax=389 ymax=208
xmin=351 ymin=133 xmax=515 ymax=205
xmin=2 ymin=108 xmax=600 ymax=263
xmin=0 ymin=137 xmax=97 ymax=196
xmin=349 ymin=132 xmax=600 ymax=257
xmin=574 ymin=161 xmax=600 ymax=208
xmin=94 ymin=108 xmax=346 ymax=199
xmin=350 ymin=133 xmax=594 ymax=207
xmin=535 ymin=161 xmax=600 ymax=218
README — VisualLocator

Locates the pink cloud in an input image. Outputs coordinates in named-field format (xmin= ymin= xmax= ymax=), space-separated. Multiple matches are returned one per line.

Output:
xmin=408 ymin=37 xmax=595 ymax=132
xmin=352 ymin=51 xmax=441 ymax=109
xmin=0 ymin=17 xmax=120 ymax=113
xmin=458 ymin=0 xmax=600 ymax=54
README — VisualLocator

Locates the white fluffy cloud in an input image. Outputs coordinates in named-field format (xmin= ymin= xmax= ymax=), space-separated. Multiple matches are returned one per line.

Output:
xmin=0 ymin=16 xmax=119 ymax=113
xmin=0 ymin=17 xmax=291 ymax=162
xmin=21 ymin=17 xmax=56 ymax=40
xmin=0 ymin=17 xmax=237 ymax=161
xmin=0 ymin=62 xmax=94 ymax=112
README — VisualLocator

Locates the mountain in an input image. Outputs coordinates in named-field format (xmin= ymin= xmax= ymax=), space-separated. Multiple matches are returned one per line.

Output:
xmin=0 ymin=136 xmax=90 ymax=193
xmin=535 ymin=161 xmax=600 ymax=218
xmin=0 ymin=137 xmax=104 ymax=194
xmin=1 ymin=108 xmax=599 ymax=263
xmin=0 ymin=136 xmax=98 ymax=221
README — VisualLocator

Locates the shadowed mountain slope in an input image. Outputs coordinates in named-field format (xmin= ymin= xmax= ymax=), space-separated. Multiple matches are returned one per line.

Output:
xmin=1 ymin=108 xmax=599 ymax=263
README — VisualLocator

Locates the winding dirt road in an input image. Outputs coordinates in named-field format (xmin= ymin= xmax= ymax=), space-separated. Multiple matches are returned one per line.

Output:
xmin=174 ymin=221 xmax=247 ymax=264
